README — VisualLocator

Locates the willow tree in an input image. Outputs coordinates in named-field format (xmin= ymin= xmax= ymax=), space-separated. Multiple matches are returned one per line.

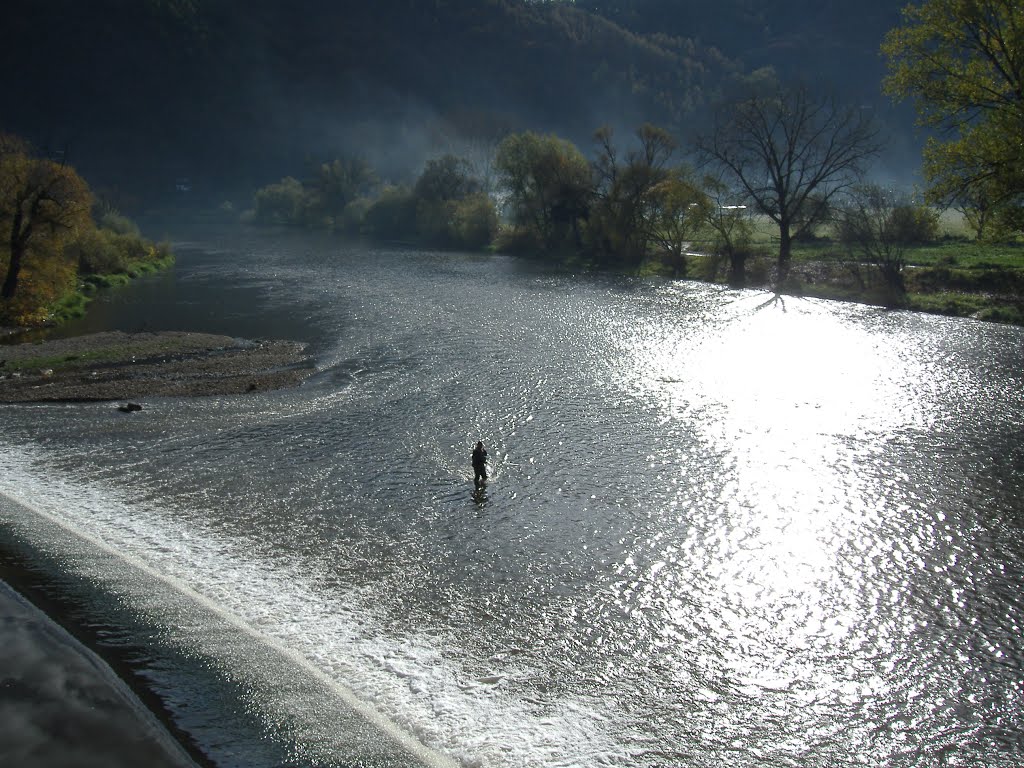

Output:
xmin=495 ymin=131 xmax=592 ymax=252
xmin=645 ymin=170 xmax=712 ymax=277
xmin=694 ymin=85 xmax=881 ymax=282
xmin=1 ymin=135 xmax=92 ymax=299
xmin=882 ymin=0 xmax=1024 ymax=233
xmin=590 ymin=124 xmax=678 ymax=267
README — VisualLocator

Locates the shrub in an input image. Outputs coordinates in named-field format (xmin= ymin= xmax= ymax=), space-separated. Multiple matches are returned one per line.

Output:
xmin=493 ymin=225 xmax=543 ymax=255
xmin=253 ymin=177 xmax=306 ymax=225
xmin=415 ymin=199 xmax=454 ymax=246
xmin=97 ymin=210 xmax=141 ymax=237
xmin=745 ymin=253 xmax=773 ymax=286
xmin=362 ymin=186 xmax=417 ymax=240
xmin=688 ymin=254 xmax=721 ymax=282
xmin=907 ymin=292 xmax=988 ymax=317
xmin=337 ymin=197 xmax=373 ymax=236
xmin=888 ymin=204 xmax=940 ymax=244
xmin=451 ymin=193 xmax=498 ymax=249
xmin=70 ymin=228 xmax=172 ymax=276
xmin=976 ymin=305 xmax=1024 ymax=324
xmin=71 ymin=229 xmax=129 ymax=275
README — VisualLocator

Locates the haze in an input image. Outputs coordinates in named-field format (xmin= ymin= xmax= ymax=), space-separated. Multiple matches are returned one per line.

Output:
xmin=1 ymin=0 xmax=920 ymax=211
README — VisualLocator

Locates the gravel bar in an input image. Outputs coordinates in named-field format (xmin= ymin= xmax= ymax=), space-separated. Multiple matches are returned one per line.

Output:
xmin=0 ymin=331 xmax=315 ymax=402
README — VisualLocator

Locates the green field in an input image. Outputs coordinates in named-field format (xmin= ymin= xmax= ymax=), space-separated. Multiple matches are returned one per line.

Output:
xmin=732 ymin=213 xmax=1024 ymax=325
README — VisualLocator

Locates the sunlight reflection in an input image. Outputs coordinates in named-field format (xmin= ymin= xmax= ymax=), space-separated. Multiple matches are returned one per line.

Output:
xmin=608 ymin=294 xmax=927 ymax=707
xmin=626 ymin=294 xmax=934 ymax=440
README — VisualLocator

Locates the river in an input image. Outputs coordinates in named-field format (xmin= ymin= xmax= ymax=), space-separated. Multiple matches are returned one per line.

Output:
xmin=1 ymin=225 xmax=1023 ymax=767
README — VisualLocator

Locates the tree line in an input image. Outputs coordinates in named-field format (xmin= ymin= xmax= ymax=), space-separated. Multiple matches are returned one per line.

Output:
xmin=251 ymin=0 xmax=1021 ymax=311
xmin=250 ymin=85 xmax=929 ymax=303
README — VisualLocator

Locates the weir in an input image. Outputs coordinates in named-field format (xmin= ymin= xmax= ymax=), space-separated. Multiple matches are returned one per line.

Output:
xmin=0 ymin=488 xmax=458 ymax=768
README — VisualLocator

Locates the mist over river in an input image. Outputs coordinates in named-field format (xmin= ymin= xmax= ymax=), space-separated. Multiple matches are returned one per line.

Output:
xmin=2 ymin=225 xmax=1023 ymax=767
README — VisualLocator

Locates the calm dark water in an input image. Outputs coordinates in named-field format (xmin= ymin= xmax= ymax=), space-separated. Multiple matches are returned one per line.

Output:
xmin=2 ymin=225 xmax=1023 ymax=767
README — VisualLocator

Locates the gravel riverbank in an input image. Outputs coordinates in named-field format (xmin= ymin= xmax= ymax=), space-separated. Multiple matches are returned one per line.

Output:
xmin=0 ymin=331 xmax=315 ymax=402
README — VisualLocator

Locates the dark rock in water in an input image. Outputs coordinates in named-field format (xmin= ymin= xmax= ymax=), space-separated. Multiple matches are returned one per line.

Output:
xmin=117 ymin=402 xmax=143 ymax=412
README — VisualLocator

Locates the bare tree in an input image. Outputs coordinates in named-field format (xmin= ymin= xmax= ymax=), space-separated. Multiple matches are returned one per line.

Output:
xmin=695 ymin=84 xmax=882 ymax=283
xmin=701 ymin=174 xmax=755 ymax=289
xmin=591 ymin=123 xmax=678 ymax=266
xmin=837 ymin=184 xmax=911 ymax=306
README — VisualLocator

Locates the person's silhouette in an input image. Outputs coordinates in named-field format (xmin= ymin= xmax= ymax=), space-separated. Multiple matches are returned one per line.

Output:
xmin=472 ymin=441 xmax=488 ymax=488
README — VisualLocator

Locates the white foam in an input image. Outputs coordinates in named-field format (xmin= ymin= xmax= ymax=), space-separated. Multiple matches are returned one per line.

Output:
xmin=0 ymin=440 xmax=632 ymax=768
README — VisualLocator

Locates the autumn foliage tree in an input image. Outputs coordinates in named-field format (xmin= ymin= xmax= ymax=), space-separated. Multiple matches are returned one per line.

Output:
xmin=1 ymin=135 xmax=92 ymax=303
xmin=0 ymin=133 xmax=171 ymax=327
xmin=643 ymin=170 xmax=712 ymax=277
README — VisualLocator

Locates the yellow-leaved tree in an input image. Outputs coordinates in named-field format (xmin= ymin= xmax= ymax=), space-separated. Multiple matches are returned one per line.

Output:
xmin=1 ymin=134 xmax=92 ymax=323
xmin=882 ymin=0 xmax=1024 ymax=236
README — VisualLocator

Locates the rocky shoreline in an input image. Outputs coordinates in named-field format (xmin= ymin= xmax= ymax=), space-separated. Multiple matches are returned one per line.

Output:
xmin=0 ymin=331 xmax=315 ymax=403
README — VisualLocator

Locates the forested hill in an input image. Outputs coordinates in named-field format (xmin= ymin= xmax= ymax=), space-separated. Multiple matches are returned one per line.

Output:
xmin=572 ymin=0 xmax=906 ymax=98
xmin=2 ymin=0 xmax=907 ymax=210
xmin=2 ymin=0 xmax=740 ymax=206
xmin=569 ymin=0 xmax=921 ymax=184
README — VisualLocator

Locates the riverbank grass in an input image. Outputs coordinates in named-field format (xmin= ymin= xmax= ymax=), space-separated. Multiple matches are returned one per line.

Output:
xmin=740 ymin=213 xmax=1024 ymax=323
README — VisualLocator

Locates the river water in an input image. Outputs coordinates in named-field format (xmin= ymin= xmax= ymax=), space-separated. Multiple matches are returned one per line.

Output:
xmin=1 ymin=226 xmax=1023 ymax=767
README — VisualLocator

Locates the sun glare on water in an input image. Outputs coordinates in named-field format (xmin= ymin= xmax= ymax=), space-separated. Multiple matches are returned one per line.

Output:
xmin=608 ymin=293 xmax=934 ymax=710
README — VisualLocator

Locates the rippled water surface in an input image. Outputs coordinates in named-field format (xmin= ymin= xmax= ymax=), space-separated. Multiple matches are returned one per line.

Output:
xmin=2 ymin=227 xmax=1023 ymax=767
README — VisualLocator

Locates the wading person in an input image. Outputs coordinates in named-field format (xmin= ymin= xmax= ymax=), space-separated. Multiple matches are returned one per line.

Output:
xmin=472 ymin=441 xmax=488 ymax=488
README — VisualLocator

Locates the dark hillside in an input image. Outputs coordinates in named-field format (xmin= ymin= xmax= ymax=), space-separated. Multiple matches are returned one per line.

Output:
xmin=575 ymin=0 xmax=904 ymax=94
xmin=1 ymin=0 xmax=740 ymax=209
xmin=572 ymin=0 xmax=919 ymax=182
